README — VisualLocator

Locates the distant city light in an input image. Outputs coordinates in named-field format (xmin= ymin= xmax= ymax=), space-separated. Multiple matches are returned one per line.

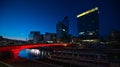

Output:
xmin=62 ymin=29 xmax=66 ymax=32
xmin=82 ymin=39 xmax=98 ymax=42
xmin=47 ymin=41 xmax=53 ymax=43
xmin=88 ymin=32 xmax=94 ymax=35
xmin=64 ymin=44 xmax=67 ymax=47
xmin=77 ymin=7 xmax=98 ymax=18
xmin=79 ymin=32 xmax=85 ymax=35
xmin=30 ymin=49 xmax=40 ymax=55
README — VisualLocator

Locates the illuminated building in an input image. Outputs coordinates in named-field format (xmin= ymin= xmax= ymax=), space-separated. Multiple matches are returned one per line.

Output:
xmin=77 ymin=7 xmax=99 ymax=39
xmin=28 ymin=31 xmax=43 ymax=43
xmin=62 ymin=16 xmax=69 ymax=36
xmin=56 ymin=22 xmax=67 ymax=40
xmin=77 ymin=7 xmax=98 ymax=18
xmin=56 ymin=22 xmax=68 ymax=43
xmin=44 ymin=32 xmax=56 ymax=43
xmin=56 ymin=16 xmax=69 ymax=43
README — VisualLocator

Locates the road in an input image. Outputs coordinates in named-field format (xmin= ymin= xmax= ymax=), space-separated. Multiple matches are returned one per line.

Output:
xmin=8 ymin=60 xmax=59 ymax=67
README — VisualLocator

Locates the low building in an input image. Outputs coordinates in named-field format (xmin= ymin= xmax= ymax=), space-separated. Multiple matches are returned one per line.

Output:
xmin=28 ymin=31 xmax=43 ymax=43
xmin=44 ymin=32 xmax=56 ymax=43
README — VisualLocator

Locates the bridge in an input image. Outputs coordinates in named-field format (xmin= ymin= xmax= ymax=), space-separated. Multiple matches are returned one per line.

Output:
xmin=0 ymin=43 xmax=70 ymax=62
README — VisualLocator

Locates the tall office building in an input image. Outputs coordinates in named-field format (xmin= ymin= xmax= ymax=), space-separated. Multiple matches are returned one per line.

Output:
xmin=56 ymin=22 xmax=67 ymax=38
xmin=77 ymin=7 xmax=99 ymax=39
xmin=62 ymin=16 xmax=69 ymax=36
xmin=56 ymin=16 xmax=69 ymax=42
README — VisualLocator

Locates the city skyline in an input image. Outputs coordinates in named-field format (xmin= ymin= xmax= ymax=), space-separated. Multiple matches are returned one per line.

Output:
xmin=0 ymin=0 xmax=120 ymax=40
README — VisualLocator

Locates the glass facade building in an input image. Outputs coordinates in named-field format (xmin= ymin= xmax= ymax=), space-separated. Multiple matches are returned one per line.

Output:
xmin=56 ymin=16 xmax=69 ymax=39
xmin=77 ymin=7 xmax=99 ymax=38
xmin=62 ymin=16 xmax=69 ymax=36
xmin=28 ymin=31 xmax=42 ymax=43
xmin=56 ymin=22 xmax=67 ymax=39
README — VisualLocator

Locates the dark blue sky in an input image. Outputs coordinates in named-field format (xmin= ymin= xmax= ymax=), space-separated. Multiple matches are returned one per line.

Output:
xmin=0 ymin=0 xmax=120 ymax=40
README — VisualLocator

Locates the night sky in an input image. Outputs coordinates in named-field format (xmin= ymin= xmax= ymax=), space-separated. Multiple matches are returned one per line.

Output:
xmin=0 ymin=0 xmax=120 ymax=40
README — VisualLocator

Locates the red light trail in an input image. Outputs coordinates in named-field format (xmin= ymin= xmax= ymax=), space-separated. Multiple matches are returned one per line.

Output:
xmin=0 ymin=43 xmax=70 ymax=61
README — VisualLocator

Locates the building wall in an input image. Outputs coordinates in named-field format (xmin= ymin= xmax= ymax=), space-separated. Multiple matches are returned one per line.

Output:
xmin=28 ymin=31 xmax=43 ymax=43
xmin=77 ymin=7 xmax=99 ymax=38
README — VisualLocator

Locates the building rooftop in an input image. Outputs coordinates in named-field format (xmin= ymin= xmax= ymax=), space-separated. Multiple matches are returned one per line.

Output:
xmin=77 ymin=7 xmax=98 ymax=18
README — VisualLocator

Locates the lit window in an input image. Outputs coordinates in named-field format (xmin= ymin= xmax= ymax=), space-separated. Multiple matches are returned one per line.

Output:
xmin=62 ymin=29 xmax=66 ymax=32
xmin=79 ymin=32 xmax=85 ymax=35
xmin=88 ymin=32 xmax=93 ymax=35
